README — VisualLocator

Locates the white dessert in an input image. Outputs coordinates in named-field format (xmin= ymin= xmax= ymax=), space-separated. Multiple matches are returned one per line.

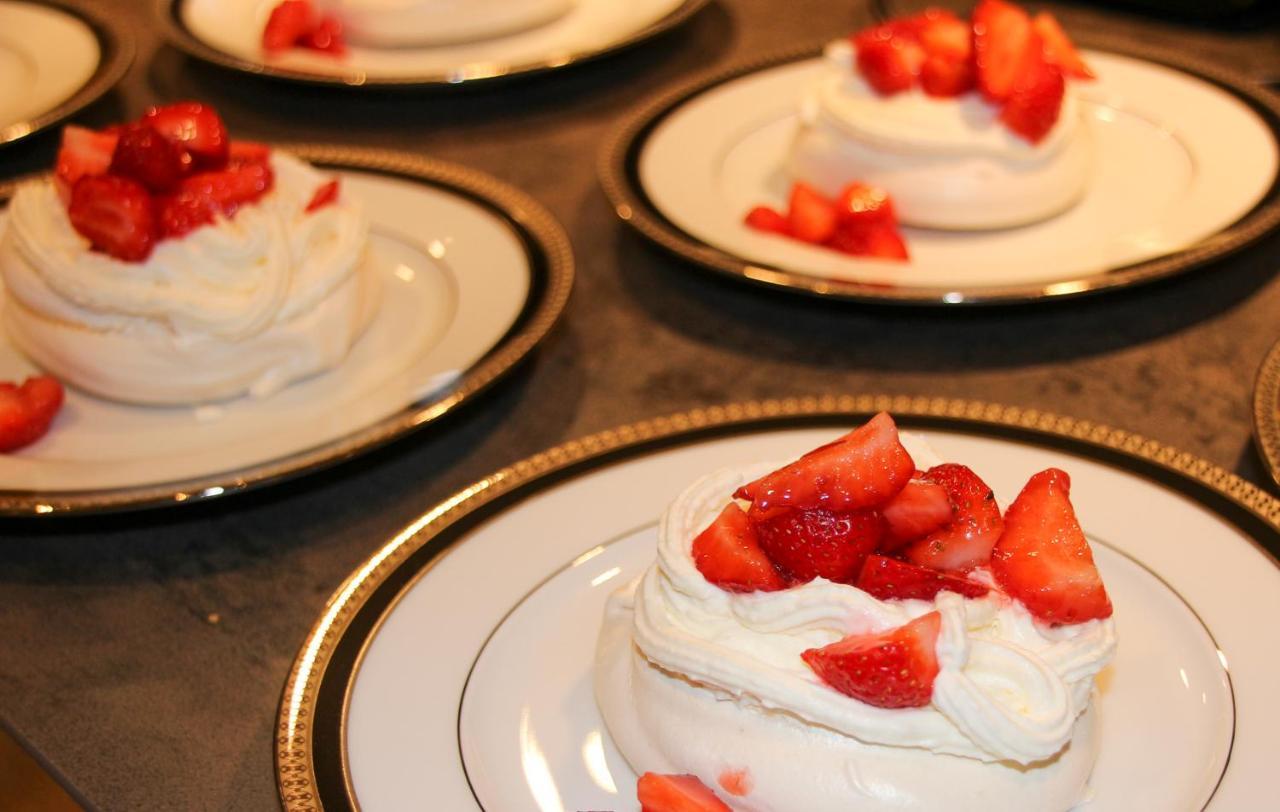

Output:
xmin=596 ymin=438 xmax=1117 ymax=811
xmin=0 ymin=152 xmax=378 ymax=405
xmin=315 ymin=0 xmax=576 ymax=47
xmin=787 ymin=40 xmax=1093 ymax=230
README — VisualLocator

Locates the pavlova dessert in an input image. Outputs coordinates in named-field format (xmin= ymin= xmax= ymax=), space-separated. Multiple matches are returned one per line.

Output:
xmin=0 ymin=102 xmax=377 ymax=408
xmin=746 ymin=1 xmax=1096 ymax=259
xmin=597 ymin=413 xmax=1116 ymax=811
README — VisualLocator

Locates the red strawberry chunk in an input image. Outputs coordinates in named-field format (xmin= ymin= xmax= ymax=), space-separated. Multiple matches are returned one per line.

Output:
xmin=54 ymin=126 xmax=119 ymax=202
xmin=856 ymin=554 xmax=989 ymax=601
xmin=691 ymin=504 xmax=786 ymax=593
xmin=990 ymin=468 xmax=1112 ymax=624
xmin=108 ymin=123 xmax=191 ymax=194
xmin=999 ymin=39 xmax=1064 ymax=144
xmin=263 ymin=0 xmax=314 ymax=52
xmin=734 ymin=412 xmax=915 ymax=513
xmin=305 ymin=179 xmax=341 ymax=213
xmin=68 ymin=175 xmax=157 ymax=262
xmin=972 ymin=0 xmax=1032 ymax=103
xmin=1033 ymin=12 xmax=1094 ymax=80
xmin=827 ymin=223 xmax=909 ymax=261
xmin=881 ymin=479 xmax=953 ymax=549
xmin=303 ymin=14 xmax=347 ymax=54
xmin=855 ymin=36 xmax=925 ymax=95
xmin=902 ymin=463 xmax=1004 ymax=572
xmin=743 ymin=205 xmax=789 ymax=235
xmin=0 ymin=376 xmax=65 ymax=453
xmin=786 ymin=182 xmax=838 ymax=244
xmin=920 ymin=53 xmax=975 ymax=97
xmin=157 ymin=161 xmax=275 ymax=239
xmin=835 ymin=182 xmax=896 ymax=230
xmin=228 ymin=140 xmax=272 ymax=166
xmin=141 ymin=101 xmax=230 ymax=170
xmin=637 ymin=773 xmax=731 ymax=812
xmin=916 ymin=10 xmax=971 ymax=60
xmin=751 ymin=506 xmax=883 ymax=585
xmin=802 ymin=611 xmax=941 ymax=708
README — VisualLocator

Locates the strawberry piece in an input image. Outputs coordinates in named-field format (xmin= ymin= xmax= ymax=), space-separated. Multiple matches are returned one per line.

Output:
xmin=855 ymin=36 xmax=925 ymax=95
xmin=999 ymin=40 xmax=1064 ymax=144
xmin=802 ymin=611 xmax=941 ymax=708
xmin=691 ymin=504 xmax=786 ymax=593
xmin=881 ymin=479 xmax=953 ymax=549
xmin=916 ymin=9 xmax=970 ymax=60
xmin=108 ymin=123 xmax=190 ymax=194
xmin=920 ymin=53 xmax=975 ymax=97
xmin=744 ymin=205 xmax=789 ymax=235
xmin=0 ymin=376 xmax=65 ymax=453
xmin=751 ymin=506 xmax=883 ymax=585
xmin=68 ymin=175 xmax=157 ymax=262
xmin=157 ymin=162 xmax=275 ymax=239
xmin=228 ymin=140 xmax=272 ymax=166
xmin=786 ymin=182 xmax=838 ymax=244
xmin=991 ymin=469 xmax=1112 ymax=624
xmin=141 ymin=102 xmax=230 ymax=170
xmin=54 ymin=126 xmax=119 ymax=202
xmin=856 ymin=554 xmax=989 ymax=601
xmin=305 ymin=179 xmax=340 ymax=213
xmin=263 ymin=0 xmax=314 ymax=52
xmin=734 ymin=413 xmax=915 ymax=513
xmin=717 ymin=769 xmax=751 ymax=797
xmin=902 ymin=463 xmax=1004 ymax=572
xmin=827 ymin=223 xmax=910 ymax=261
xmin=1033 ymin=12 xmax=1094 ymax=80
xmin=303 ymin=14 xmax=347 ymax=54
xmin=972 ymin=0 xmax=1032 ymax=103
xmin=835 ymin=182 xmax=896 ymax=230
xmin=637 ymin=773 xmax=731 ymax=812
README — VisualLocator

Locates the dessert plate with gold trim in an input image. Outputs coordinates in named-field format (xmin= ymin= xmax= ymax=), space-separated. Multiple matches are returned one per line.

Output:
xmin=0 ymin=146 xmax=572 ymax=515
xmin=158 ymin=0 xmax=707 ymax=88
xmin=601 ymin=38 xmax=1280 ymax=305
xmin=1251 ymin=337 xmax=1280 ymax=491
xmin=0 ymin=0 xmax=134 ymax=148
xmin=275 ymin=397 xmax=1280 ymax=810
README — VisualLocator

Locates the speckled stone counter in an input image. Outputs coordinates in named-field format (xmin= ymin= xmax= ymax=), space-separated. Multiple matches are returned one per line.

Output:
xmin=1 ymin=1 xmax=1279 ymax=809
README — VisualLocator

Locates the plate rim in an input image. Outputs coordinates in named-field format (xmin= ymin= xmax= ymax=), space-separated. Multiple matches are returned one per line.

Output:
xmin=0 ymin=0 xmax=136 ymax=148
xmin=272 ymin=394 xmax=1280 ymax=811
xmin=1251 ymin=337 xmax=1280 ymax=490
xmin=154 ymin=0 xmax=710 ymax=90
xmin=0 ymin=144 xmax=575 ymax=517
xmin=597 ymin=34 xmax=1280 ymax=306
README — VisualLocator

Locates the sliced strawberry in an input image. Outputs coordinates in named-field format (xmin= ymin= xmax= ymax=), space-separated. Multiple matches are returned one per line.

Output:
xmin=108 ymin=123 xmax=190 ymax=194
xmin=1033 ymin=12 xmax=1094 ymax=80
xmin=54 ymin=126 xmax=119 ymax=202
xmin=855 ymin=36 xmax=925 ymax=95
xmin=902 ymin=463 xmax=1004 ymax=572
xmin=990 ymin=468 xmax=1112 ymax=624
xmin=263 ymin=0 xmax=314 ymax=52
xmin=920 ymin=53 xmax=975 ymax=97
xmin=835 ymin=182 xmax=896 ymax=230
xmin=0 ymin=376 xmax=65 ymax=453
xmin=916 ymin=9 xmax=971 ymax=61
xmin=881 ymin=479 xmax=953 ymax=549
xmin=141 ymin=102 xmax=230 ymax=170
xmin=751 ymin=506 xmax=882 ymax=585
xmin=744 ymin=205 xmax=790 ymax=235
xmin=856 ymin=554 xmax=989 ymax=601
xmin=302 ymin=14 xmax=347 ymax=54
xmin=68 ymin=175 xmax=157 ymax=262
xmin=734 ymin=412 xmax=915 ymax=513
xmin=827 ymin=223 xmax=909 ymax=261
xmin=802 ymin=611 xmax=941 ymax=708
xmin=305 ymin=179 xmax=340 ymax=213
xmin=999 ymin=40 xmax=1064 ymax=144
xmin=691 ymin=504 xmax=786 ymax=593
xmin=717 ymin=769 xmax=751 ymax=797
xmin=972 ymin=0 xmax=1032 ymax=103
xmin=786 ymin=182 xmax=838 ymax=244
xmin=637 ymin=773 xmax=731 ymax=812
xmin=157 ymin=162 xmax=275 ymax=239
xmin=228 ymin=140 xmax=272 ymax=166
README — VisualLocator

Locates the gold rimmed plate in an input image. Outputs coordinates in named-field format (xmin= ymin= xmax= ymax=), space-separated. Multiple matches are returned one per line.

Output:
xmin=275 ymin=396 xmax=1280 ymax=810
xmin=0 ymin=0 xmax=134 ymax=148
xmin=600 ymin=35 xmax=1280 ymax=305
xmin=0 ymin=146 xmax=573 ymax=515
xmin=1252 ymin=338 xmax=1280 ymax=491
xmin=156 ymin=0 xmax=709 ymax=89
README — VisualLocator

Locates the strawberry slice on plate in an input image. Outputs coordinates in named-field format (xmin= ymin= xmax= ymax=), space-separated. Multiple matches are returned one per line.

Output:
xmin=228 ymin=140 xmax=272 ymax=166
xmin=902 ymin=463 xmax=1004 ymax=571
xmin=973 ymin=0 xmax=1033 ymax=103
xmin=0 ymin=376 xmax=65 ymax=453
xmin=734 ymin=412 xmax=915 ymax=513
xmin=637 ymin=773 xmax=731 ymax=812
xmin=263 ymin=0 xmax=314 ymax=52
xmin=158 ymin=161 xmax=275 ymax=239
xmin=999 ymin=40 xmax=1065 ymax=144
xmin=991 ymin=468 xmax=1112 ymax=624
xmin=827 ymin=223 xmax=910 ymax=261
xmin=68 ymin=175 xmax=157 ymax=262
xmin=855 ymin=34 xmax=925 ymax=95
xmin=920 ymin=52 xmax=975 ymax=97
xmin=915 ymin=9 xmax=970 ymax=60
xmin=881 ymin=478 xmax=953 ymax=550
xmin=108 ymin=123 xmax=191 ymax=194
xmin=786 ymin=182 xmax=838 ymax=244
xmin=303 ymin=14 xmax=347 ymax=55
xmin=855 ymin=554 xmax=989 ymax=601
xmin=835 ymin=182 xmax=896 ymax=231
xmin=743 ymin=205 xmax=790 ymax=235
xmin=141 ymin=101 xmax=230 ymax=170
xmin=54 ymin=126 xmax=118 ymax=201
xmin=1033 ymin=11 xmax=1095 ymax=80
xmin=751 ymin=506 xmax=883 ymax=585
xmin=691 ymin=504 xmax=786 ymax=593
xmin=802 ymin=610 xmax=941 ymax=708
xmin=305 ymin=179 xmax=341 ymax=213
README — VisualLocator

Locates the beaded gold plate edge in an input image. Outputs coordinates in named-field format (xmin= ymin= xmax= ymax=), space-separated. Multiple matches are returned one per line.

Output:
xmin=598 ymin=34 xmax=1280 ymax=305
xmin=274 ymin=395 xmax=1280 ymax=811
xmin=1251 ymin=338 xmax=1280 ymax=491
xmin=0 ymin=145 xmax=574 ymax=516
xmin=0 ymin=0 xmax=135 ymax=148
xmin=155 ymin=0 xmax=709 ymax=89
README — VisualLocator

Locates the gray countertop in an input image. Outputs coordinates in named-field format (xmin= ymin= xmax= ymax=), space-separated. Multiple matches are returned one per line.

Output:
xmin=2 ymin=1 xmax=1279 ymax=809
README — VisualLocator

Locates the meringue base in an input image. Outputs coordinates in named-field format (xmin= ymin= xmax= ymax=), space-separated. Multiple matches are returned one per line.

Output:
xmin=317 ymin=0 xmax=576 ymax=47
xmin=595 ymin=585 xmax=1100 ymax=812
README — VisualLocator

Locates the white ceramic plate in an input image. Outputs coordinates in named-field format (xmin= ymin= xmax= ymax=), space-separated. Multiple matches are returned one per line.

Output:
xmin=0 ymin=1 xmax=133 ymax=147
xmin=0 ymin=147 xmax=573 ymax=514
xmin=602 ymin=42 xmax=1280 ymax=304
xmin=162 ymin=0 xmax=706 ymax=87
xmin=274 ymin=399 xmax=1280 ymax=811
